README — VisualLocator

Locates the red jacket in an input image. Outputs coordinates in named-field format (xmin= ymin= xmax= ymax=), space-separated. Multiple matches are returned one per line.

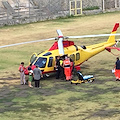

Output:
xmin=63 ymin=59 xmax=71 ymax=68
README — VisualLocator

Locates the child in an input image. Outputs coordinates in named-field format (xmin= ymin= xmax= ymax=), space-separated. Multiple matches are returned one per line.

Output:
xmin=28 ymin=64 xmax=33 ymax=88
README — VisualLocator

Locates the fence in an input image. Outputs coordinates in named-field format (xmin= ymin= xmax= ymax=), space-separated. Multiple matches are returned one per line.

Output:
xmin=0 ymin=0 xmax=69 ymax=26
xmin=0 ymin=0 xmax=120 ymax=26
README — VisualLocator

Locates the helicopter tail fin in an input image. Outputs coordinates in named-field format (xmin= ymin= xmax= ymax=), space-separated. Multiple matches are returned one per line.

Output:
xmin=107 ymin=23 xmax=119 ymax=43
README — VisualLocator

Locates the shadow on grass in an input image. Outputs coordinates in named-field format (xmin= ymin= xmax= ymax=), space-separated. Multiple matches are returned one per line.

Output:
xmin=0 ymin=69 xmax=120 ymax=119
xmin=80 ymin=106 xmax=120 ymax=120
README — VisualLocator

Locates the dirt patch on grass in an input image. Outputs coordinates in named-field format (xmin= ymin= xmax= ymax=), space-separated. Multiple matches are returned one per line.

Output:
xmin=0 ymin=77 xmax=20 ymax=88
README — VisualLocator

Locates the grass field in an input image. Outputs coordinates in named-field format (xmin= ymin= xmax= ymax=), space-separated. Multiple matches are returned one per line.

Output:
xmin=0 ymin=12 xmax=120 ymax=120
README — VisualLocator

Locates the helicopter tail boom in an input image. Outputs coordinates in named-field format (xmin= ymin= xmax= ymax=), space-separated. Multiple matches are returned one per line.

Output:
xmin=107 ymin=23 xmax=119 ymax=44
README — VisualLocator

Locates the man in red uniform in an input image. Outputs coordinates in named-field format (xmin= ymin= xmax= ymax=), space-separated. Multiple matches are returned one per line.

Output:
xmin=63 ymin=56 xmax=71 ymax=81
xmin=18 ymin=62 xmax=26 ymax=85
xmin=114 ymin=57 xmax=120 ymax=81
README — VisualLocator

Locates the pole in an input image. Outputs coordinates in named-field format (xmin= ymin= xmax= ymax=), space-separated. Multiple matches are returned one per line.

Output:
xmin=80 ymin=0 xmax=82 ymax=15
xmin=18 ymin=0 xmax=20 ymax=21
xmin=28 ymin=0 xmax=30 ymax=23
xmin=69 ymin=1 xmax=71 ymax=15
xmin=119 ymin=0 xmax=120 ymax=8
xmin=102 ymin=0 xmax=105 ymax=11
xmin=75 ymin=0 xmax=77 ymax=15
xmin=115 ymin=0 xmax=117 ymax=8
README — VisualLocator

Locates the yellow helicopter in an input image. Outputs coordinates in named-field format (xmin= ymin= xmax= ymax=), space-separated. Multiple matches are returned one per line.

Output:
xmin=27 ymin=23 xmax=120 ymax=74
xmin=0 ymin=23 xmax=120 ymax=75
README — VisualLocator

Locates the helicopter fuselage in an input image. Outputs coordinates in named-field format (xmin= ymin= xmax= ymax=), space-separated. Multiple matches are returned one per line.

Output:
xmin=29 ymin=39 xmax=116 ymax=74
xmin=28 ymin=23 xmax=119 ymax=74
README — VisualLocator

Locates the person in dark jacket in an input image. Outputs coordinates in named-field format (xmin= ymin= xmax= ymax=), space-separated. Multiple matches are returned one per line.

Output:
xmin=59 ymin=56 xmax=65 ymax=80
xmin=114 ymin=57 xmax=120 ymax=81
xmin=55 ymin=56 xmax=60 ymax=79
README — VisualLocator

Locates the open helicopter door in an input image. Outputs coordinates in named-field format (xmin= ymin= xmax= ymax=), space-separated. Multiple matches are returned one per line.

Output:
xmin=29 ymin=53 xmax=38 ymax=64
xmin=23 ymin=53 xmax=37 ymax=75
xmin=56 ymin=29 xmax=65 ymax=55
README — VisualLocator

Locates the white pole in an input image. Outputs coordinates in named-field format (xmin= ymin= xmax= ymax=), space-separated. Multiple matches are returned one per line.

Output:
xmin=115 ymin=0 xmax=117 ymax=8
xmin=69 ymin=1 xmax=71 ymax=15
xmin=81 ymin=0 xmax=82 ymax=15
xmin=102 ymin=0 xmax=105 ymax=11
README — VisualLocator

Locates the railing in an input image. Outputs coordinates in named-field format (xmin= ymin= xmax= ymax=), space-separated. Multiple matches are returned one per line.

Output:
xmin=69 ymin=0 xmax=82 ymax=16
xmin=0 ymin=0 xmax=120 ymax=26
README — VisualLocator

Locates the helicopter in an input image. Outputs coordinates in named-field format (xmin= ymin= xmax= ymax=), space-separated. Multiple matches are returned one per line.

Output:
xmin=26 ymin=23 xmax=120 ymax=74
xmin=0 ymin=23 xmax=120 ymax=75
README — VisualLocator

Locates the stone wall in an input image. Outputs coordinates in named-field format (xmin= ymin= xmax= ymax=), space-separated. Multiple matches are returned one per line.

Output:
xmin=0 ymin=0 xmax=119 ymax=26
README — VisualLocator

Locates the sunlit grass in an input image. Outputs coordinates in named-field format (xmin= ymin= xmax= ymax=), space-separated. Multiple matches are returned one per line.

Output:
xmin=0 ymin=11 xmax=120 ymax=120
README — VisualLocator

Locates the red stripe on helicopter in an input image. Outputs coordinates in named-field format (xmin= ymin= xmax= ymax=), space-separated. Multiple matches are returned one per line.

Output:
xmin=58 ymin=36 xmax=63 ymax=38
xmin=49 ymin=41 xmax=74 ymax=51
xmin=112 ymin=23 xmax=119 ymax=32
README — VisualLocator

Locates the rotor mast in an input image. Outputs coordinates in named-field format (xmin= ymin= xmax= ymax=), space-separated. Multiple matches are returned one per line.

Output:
xmin=56 ymin=29 xmax=65 ymax=55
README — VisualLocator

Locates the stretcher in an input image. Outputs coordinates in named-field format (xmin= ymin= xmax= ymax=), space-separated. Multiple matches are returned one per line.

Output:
xmin=71 ymin=71 xmax=94 ymax=85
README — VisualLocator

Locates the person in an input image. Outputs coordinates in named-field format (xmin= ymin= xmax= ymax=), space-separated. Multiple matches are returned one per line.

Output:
xmin=59 ymin=56 xmax=65 ymax=80
xmin=55 ymin=56 xmax=60 ymax=79
xmin=33 ymin=65 xmax=43 ymax=88
xmin=18 ymin=62 xmax=26 ymax=85
xmin=28 ymin=64 xmax=33 ymax=88
xmin=113 ymin=57 xmax=120 ymax=81
xmin=63 ymin=56 xmax=71 ymax=81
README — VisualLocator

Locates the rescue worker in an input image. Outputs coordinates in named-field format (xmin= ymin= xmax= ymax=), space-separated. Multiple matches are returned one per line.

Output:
xmin=63 ymin=56 xmax=71 ymax=81
xmin=114 ymin=57 xmax=120 ymax=81
xmin=59 ymin=56 xmax=65 ymax=80
xmin=55 ymin=56 xmax=60 ymax=79
xmin=18 ymin=62 xmax=26 ymax=85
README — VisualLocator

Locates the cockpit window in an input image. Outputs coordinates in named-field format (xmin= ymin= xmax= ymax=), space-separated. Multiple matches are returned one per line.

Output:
xmin=30 ymin=54 xmax=37 ymax=64
xmin=34 ymin=57 xmax=47 ymax=68
xmin=43 ymin=52 xmax=52 ymax=56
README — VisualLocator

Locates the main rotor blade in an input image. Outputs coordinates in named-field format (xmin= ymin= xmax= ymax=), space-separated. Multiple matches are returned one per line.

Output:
xmin=0 ymin=38 xmax=55 ymax=48
xmin=67 ymin=33 xmax=120 ymax=39
xmin=56 ymin=29 xmax=63 ymax=36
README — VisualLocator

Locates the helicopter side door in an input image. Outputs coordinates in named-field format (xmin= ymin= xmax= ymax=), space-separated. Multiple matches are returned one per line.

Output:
xmin=44 ymin=56 xmax=54 ymax=73
xmin=69 ymin=52 xmax=80 ymax=66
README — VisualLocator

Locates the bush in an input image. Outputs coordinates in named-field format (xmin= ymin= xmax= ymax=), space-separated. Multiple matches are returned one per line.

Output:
xmin=83 ymin=6 xmax=99 ymax=11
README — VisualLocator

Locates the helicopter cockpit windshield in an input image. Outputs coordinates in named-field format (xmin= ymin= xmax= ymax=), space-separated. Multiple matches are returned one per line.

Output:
xmin=34 ymin=57 xmax=47 ymax=68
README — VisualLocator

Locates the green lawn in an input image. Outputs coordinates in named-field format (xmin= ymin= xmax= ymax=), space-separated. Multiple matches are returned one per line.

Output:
xmin=0 ymin=11 xmax=120 ymax=120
